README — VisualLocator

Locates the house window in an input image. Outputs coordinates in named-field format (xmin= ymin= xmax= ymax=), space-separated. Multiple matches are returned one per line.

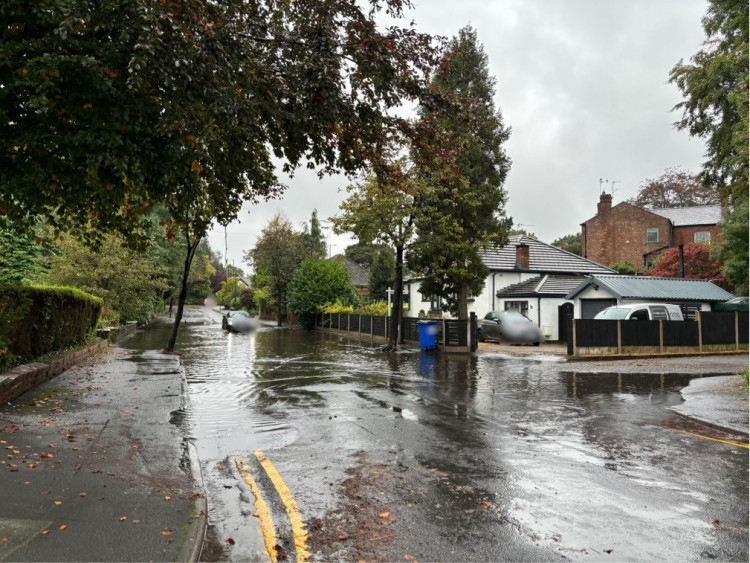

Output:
xmin=694 ymin=231 xmax=711 ymax=243
xmin=646 ymin=228 xmax=660 ymax=243
xmin=504 ymin=301 xmax=529 ymax=317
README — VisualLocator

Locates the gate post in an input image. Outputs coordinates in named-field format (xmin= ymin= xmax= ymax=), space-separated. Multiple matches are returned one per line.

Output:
xmin=617 ymin=320 xmax=622 ymax=355
xmin=736 ymin=311 xmax=740 ymax=351
xmin=572 ymin=319 xmax=577 ymax=356
xmin=697 ymin=311 xmax=703 ymax=353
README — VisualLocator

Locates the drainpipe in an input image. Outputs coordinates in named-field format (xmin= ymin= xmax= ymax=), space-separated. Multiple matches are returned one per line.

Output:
xmin=679 ymin=245 xmax=685 ymax=278
xmin=492 ymin=273 xmax=496 ymax=311
xmin=537 ymin=296 xmax=541 ymax=327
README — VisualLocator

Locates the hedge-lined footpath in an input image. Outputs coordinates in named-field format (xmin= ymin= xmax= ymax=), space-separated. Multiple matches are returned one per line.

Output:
xmin=0 ymin=285 xmax=102 ymax=371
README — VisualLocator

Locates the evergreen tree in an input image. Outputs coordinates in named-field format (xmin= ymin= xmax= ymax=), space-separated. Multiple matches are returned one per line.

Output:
xmin=300 ymin=209 xmax=328 ymax=259
xmin=410 ymin=26 xmax=511 ymax=319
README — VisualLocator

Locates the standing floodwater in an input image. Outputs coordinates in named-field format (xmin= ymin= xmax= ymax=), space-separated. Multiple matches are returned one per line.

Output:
xmin=125 ymin=316 xmax=748 ymax=562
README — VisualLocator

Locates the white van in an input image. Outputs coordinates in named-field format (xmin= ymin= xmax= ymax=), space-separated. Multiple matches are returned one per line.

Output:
xmin=594 ymin=303 xmax=684 ymax=321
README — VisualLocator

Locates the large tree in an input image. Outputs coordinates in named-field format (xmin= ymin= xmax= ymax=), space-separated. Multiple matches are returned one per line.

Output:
xmin=299 ymin=209 xmax=328 ymax=260
xmin=669 ymin=0 xmax=748 ymax=293
xmin=246 ymin=215 xmax=303 ymax=326
xmin=626 ymin=168 xmax=721 ymax=208
xmin=0 ymin=0 xmax=439 ymax=350
xmin=551 ymin=233 xmax=582 ymax=256
xmin=333 ymin=162 xmax=420 ymax=349
xmin=409 ymin=26 xmax=511 ymax=319
xmin=288 ymin=259 xmax=358 ymax=328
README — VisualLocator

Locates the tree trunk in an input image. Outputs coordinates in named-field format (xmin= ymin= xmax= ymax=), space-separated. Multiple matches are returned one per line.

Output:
xmin=389 ymin=244 xmax=405 ymax=348
xmin=456 ymin=284 xmax=468 ymax=320
xmin=164 ymin=237 xmax=200 ymax=352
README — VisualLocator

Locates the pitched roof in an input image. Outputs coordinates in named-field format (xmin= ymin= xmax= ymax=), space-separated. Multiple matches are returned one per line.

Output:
xmin=565 ymin=274 xmax=734 ymax=302
xmin=478 ymin=235 xmax=615 ymax=275
xmin=650 ymin=205 xmax=722 ymax=226
xmin=496 ymin=274 xmax=589 ymax=298
xmin=330 ymin=255 xmax=370 ymax=287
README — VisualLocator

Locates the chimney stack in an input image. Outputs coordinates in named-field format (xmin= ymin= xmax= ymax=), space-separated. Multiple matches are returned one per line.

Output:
xmin=516 ymin=244 xmax=530 ymax=269
xmin=598 ymin=193 xmax=612 ymax=217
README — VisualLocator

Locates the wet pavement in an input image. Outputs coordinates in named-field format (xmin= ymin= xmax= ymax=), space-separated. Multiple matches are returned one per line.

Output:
xmin=122 ymin=312 xmax=748 ymax=562
xmin=0 ymin=343 xmax=204 ymax=562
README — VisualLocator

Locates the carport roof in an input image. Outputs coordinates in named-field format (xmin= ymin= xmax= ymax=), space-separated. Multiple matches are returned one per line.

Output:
xmin=497 ymin=274 xmax=587 ymax=298
xmin=565 ymin=275 xmax=735 ymax=302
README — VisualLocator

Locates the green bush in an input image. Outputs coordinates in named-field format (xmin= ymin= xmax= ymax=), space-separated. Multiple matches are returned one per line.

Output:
xmin=288 ymin=259 xmax=358 ymax=328
xmin=0 ymin=285 xmax=102 ymax=371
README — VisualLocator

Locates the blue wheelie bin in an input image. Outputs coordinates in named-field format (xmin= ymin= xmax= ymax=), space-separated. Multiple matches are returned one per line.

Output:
xmin=418 ymin=320 xmax=439 ymax=351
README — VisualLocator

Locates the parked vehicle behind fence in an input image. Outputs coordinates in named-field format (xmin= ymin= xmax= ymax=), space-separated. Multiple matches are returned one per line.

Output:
xmin=479 ymin=310 xmax=545 ymax=345
xmin=594 ymin=303 xmax=684 ymax=321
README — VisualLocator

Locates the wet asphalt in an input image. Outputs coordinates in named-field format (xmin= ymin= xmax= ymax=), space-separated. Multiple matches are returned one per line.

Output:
xmin=124 ymin=311 xmax=748 ymax=562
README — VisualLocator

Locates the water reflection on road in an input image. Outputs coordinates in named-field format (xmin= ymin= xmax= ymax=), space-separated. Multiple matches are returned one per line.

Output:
xmin=125 ymin=320 xmax=748 ymax=561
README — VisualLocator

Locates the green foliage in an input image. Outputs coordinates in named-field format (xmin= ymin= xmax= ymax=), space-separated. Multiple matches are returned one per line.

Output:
xmin=240 ymin=289 xmax=256 ymax=312
xmin=609 ymin=261 xmax=640 ymax=275
xmin=321 ymin=300 xmax=355 ymax=314
xmin=719 ymin=200 xmax=749 ymax=295
xmin=246 ymin=215 xmax=304 ymax=324
xmin=551 ymin=233 xmax=582 ymax=256
xmin=36 ymin=234 xmax=167 ymax=325
xmin=187 ymin=248 xmax=216 ymax=304
xmin=344 ymin=242 xmax=393 ymax=269
xmin=410 ymin=26 xmax=511 ymax=319
xmin=670 ymin=0 xmax=748 ymax=290
xmin=300 ymin=210 xmax=327 ymax=260
xmin=0 ymin=217 xmax=47 ymax=284
xmin=741 ymin=366 xmax=749 ymax=388
xmin=216 ymin=277 xmax=243 ymax=310
xmin=357 ymin=301 xmax=389 ymax=316
xmin=0 ymin=285 xmax=101 ymax=371
xmin=368 ymin=249 xmax=396 ymax=300
xmin=253 ymin=288 xmax=271 ymax=315
xmin=288 ymin=259 xmax=358 ymax=328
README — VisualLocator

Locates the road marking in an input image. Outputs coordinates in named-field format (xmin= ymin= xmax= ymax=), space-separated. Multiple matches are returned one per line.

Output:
xmin=255 ymin=449 xmax=311 ymax=562
xmin=666 ymin=427 xmax=749 ymax=449
xmin=235 ymin=456 xmax=278 ymax=563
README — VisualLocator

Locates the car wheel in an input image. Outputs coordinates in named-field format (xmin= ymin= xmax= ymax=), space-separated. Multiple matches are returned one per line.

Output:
xmin=533 ymin=341 xmax=540 ymax=346
xmin=477 ymin=329 xmax=485 ymax=343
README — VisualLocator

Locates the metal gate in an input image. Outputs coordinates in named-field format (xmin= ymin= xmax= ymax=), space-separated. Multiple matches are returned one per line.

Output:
xmin=558 ymin=302 xmax=574 ymax=342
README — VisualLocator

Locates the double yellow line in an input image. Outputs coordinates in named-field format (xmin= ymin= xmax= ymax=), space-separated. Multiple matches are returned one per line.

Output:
xmin=235 ymin=451 xmax=310 ymax=563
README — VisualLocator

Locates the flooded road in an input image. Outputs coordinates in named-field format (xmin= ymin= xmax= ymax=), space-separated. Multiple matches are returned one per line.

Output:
xmin=125 ymin=318 xmax=748 ymax=562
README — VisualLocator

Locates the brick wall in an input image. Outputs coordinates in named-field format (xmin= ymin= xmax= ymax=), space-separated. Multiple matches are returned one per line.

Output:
xmin=672 ymin=225 xmax=722 ymax=247
xmin=583 ymin=199 xmax=671 ymax=268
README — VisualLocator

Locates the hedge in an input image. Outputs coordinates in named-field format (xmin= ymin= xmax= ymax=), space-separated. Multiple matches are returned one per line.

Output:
xmin=0 ymin=285 xmax=102 ymax=371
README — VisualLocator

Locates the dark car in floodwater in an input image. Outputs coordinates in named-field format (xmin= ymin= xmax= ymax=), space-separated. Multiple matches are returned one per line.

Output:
xmin=478 ymin=310 xmax=545 ymax=345
xmin=222 ymin=310 xmax=259 ymax=333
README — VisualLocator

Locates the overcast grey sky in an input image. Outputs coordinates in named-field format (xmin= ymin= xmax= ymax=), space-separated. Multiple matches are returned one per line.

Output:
xmin=208 ymin=0 xmax=709 ymax=272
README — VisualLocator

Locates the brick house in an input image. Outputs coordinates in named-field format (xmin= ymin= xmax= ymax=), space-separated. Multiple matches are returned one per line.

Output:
xmin=581 ymin=193 xmax=722 ymax=269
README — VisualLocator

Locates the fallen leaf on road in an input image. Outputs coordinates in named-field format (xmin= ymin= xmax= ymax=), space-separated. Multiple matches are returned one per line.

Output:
xmin=79 ymin=493 xmax=86 ymax=497
xmin=1 ymin=538 xmax=7 ymax=542
xmin=161 ymin=530 xmax=174 ymax=536
xmin=226 ymin=538 xmax=235 ymax=545
xmin=404 ymin=556 xmax=418 ymax=562
xmin=40 ymin=491 xmax=50 ymax=495
xmin=28 ymin=463 xmax=37 ymax=469
xmin=711 ymin=519 xmax=721 ymax=526
xmin=380 ymin=512 xmax=390 ymax=518
xmin=59 ymin=525 xmax=67 ymax=530
xmin=132 ymin=520 xmax=140 ymax=524
xmin=54 ymin=501 xmax=62 ymax=505
xmin=604 ymin=549 xmax=613 ymax=554
xmin=164 ymin=496 xmax=171 ymax=501
xmin=119 ymin=517 xmax=127 ymax=522
xmin=41 ymin=531 xmax=49 ymax=535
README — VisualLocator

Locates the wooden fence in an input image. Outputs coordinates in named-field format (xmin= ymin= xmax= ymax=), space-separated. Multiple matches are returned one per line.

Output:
xmin=568 ymin=311 xmax=749 ymax=356
xmin=316 ymin=313 xmax=477 ymax=352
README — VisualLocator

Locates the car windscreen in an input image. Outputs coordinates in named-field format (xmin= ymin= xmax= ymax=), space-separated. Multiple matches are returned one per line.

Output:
xmin=502 ymin=311 xmax=532 ymax=323
xmin=594 ymin=308 xmax=628 ymax=319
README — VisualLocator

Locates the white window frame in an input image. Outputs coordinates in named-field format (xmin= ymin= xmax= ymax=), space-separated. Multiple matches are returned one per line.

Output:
xmin=694 ymin=231 xmax=711 ymax=243
xmin=646 ymin=228 xmax=660 ymax=243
